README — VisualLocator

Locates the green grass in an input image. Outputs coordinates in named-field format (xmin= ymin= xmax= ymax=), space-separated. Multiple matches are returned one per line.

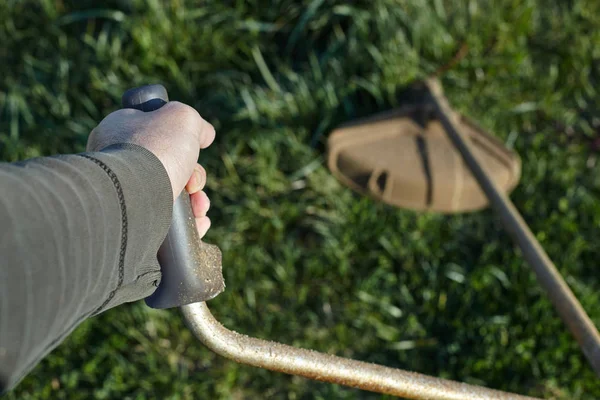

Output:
xmin=2 ymin=0 xmax=600 ymax=398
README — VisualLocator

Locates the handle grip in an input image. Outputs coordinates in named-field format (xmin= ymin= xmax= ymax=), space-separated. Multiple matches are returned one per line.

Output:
xmin=122 ymin=84 xmax=225 ymax=309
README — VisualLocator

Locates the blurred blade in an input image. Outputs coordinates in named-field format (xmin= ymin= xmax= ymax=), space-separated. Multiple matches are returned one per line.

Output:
xmin=328 ymin=104 xmax=520 ymax=213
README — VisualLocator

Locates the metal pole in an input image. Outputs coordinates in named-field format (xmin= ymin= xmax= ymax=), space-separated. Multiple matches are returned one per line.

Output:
xmin=426 ymin=79 xmax=600 ymax=376
xmin=182 ymin=302 xmax=538 ymax=400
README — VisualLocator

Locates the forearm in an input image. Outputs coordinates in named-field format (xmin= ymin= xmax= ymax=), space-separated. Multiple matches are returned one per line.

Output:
xmin=0 ymin=144 xmax=172 ymax=391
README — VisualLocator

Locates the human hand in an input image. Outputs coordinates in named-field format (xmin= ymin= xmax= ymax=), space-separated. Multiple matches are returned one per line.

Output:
xmin=87 ymin=102 xmax=215 ymax=238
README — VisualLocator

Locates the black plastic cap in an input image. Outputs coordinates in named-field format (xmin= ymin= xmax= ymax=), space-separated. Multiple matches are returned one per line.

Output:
xmin=122 ymin=84 xmax=169 ymax=112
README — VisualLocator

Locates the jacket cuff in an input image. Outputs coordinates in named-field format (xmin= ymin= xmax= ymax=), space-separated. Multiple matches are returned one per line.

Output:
xmin=80 ymin=143 xmax=173 ymax=312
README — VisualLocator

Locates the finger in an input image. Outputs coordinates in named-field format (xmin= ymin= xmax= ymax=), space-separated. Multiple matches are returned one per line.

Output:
xmin=157 ymin=101 xmax=215 ymax=149
xmin=200 ymin=121 xmax=216 ymax=149
xmin=185 ymin=164 xmax=206 ymax=194
xmin=190 ymin=190 xmax=210 ymax=218
xmin=196 ymin=216 xmax=211 ymax=239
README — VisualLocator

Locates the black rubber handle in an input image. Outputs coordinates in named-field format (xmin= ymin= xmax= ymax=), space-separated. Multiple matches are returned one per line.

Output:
xmin=122 ymin=84 xmax=169 ymax=112
xmin=122 ymin=84 xmax=225 ymax=309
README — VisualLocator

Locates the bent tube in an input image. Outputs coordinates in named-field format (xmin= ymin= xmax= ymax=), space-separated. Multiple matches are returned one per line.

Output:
xmin=181 ymin=302 xmax=538 ymax=400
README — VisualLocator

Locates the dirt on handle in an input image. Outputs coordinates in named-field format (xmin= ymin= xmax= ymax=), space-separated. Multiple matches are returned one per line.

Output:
xmin=195 ymin=241 xmax=225 ymax=301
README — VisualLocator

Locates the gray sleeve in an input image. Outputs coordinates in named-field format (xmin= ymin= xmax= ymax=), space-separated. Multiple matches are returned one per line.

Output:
xmin=0 ymin=143 xmax=173 ymax=391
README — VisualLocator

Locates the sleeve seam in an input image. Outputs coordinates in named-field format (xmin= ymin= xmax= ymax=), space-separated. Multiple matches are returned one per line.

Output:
xmin=76 ymin=154 xmax=127 ymax=314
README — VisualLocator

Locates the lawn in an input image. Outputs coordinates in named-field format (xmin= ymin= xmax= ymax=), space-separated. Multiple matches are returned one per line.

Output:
xmin=2 ymin=0 xmax=600 ymax=399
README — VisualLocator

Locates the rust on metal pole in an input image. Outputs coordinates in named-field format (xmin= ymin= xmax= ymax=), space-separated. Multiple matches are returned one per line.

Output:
xmin=181 ymin=302 xmax=538 ymax=400
xmin=426 ymin=78 xmax=600 ymax=376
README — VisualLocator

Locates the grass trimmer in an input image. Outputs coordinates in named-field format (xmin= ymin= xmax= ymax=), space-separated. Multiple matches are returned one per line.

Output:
xmin=120 ymin=81 xmax=599 ymax=400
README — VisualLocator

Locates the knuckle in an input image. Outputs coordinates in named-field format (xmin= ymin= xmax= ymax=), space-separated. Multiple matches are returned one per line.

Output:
xmin=169 ymin=101 xmax=203 ymax=127
xmin=160 ymin=102 xmax=215 ymax=147
xmin=205 ymin=121 xmax=216 ymax=136
xmin=200 ymin=121 xmax=216 ymax=148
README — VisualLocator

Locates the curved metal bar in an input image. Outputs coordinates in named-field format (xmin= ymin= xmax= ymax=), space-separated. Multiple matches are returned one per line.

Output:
xmin=181 ymin=302 xmax=539 ymax=400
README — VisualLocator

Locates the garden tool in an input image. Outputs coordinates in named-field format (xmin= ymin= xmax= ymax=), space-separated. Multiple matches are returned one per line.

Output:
xmin=328 ymin=91 xmax=521 ymax=213
xmin=122 ymin=84 xmax=543 ymax=400
xmin=328 ymin=78 xmax=600 ymax=377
